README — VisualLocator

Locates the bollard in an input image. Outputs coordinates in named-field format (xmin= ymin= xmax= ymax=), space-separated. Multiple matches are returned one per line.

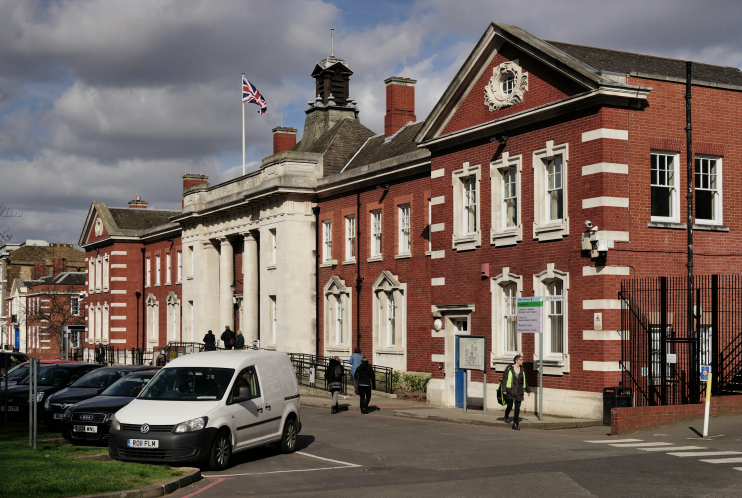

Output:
xmin=703 ymin=373 xmax=712 ymax=438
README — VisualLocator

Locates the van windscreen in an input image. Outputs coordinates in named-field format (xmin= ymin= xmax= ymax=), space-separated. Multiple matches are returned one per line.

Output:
xmin=138 ymin=367 xmax=234 ymax=401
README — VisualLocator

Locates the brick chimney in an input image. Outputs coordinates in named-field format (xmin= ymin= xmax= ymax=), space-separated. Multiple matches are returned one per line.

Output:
xmin=384 ymin=76 xmax=416 ymax=137
xmin=53 ymin=258 xmax=66 ymax=277
xmin=128 ymin=196 xmax=148 ymax=209
xmin=34 ymin=263 xmax=46 ymax=280
xmin=272 ymin=127 xmax=298 ymax=154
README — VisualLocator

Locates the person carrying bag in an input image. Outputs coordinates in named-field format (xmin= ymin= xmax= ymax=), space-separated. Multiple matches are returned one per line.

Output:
xmin=501 ymin=354 xmax=530 ymax=430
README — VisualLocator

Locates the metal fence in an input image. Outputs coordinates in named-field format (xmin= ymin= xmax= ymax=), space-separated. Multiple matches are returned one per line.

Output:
xmin=288 ymin=353 xmax=394 ymax=394
xmin=620 ymin=275 xmax=742 ymax=407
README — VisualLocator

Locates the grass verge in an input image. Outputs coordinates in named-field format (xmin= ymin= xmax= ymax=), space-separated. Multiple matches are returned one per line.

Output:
xmin=0 ymin=428 xmax=183 ymax=498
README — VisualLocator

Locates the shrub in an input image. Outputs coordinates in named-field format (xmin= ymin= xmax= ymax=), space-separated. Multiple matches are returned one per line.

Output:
xmin=393 ymin=371 xmax=432 ymax=393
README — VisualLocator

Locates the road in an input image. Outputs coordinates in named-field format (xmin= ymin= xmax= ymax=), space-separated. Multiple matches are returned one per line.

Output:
xmin=171 ymin=404 xmax=742 ymax=497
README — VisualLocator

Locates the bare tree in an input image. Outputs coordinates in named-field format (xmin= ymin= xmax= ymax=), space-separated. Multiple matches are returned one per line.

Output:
xmin=0 ymin=203 xmax=21 ymax=244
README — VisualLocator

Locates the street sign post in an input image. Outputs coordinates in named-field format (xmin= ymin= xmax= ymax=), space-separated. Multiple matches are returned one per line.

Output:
xmin=517 ymin=297 xmax=543 ymax=420
xmin=456 ymin=335 xmax=487 ymax=415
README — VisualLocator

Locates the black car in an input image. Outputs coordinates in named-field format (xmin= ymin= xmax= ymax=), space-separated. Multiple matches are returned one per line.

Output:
xmin=0 ymin=352 xmax=30 ymax=384
xmin=2 ymin=363 xmax=101 ymax=421
xmin=62 ymin=370 xmax=159 ymax=445
xmin=44 ymin=365 xmax=158 ymax=429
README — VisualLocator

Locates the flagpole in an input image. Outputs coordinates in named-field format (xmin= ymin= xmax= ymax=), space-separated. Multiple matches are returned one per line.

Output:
xmin=242 ymin=72 xmax=246 ymax=176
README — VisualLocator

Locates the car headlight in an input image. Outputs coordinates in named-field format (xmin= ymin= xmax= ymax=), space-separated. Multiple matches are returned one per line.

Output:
xmin=36 ymin=392 xmax=44 ymax=402
xmin=174 ymin=417 xmax=208 ymax=433
xmin=110 ymin=414 xmax=120 ymax=431
xmin=63 ymin=406 xmax=73 ymax=421
xmin=44 ymin=396 xmax=51 ymax=410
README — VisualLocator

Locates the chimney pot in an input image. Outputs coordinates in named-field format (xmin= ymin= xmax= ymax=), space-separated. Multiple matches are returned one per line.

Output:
xmin=53 ymin=258 xmax=66 ymax=277
xmin=34 ymin=263 xmax=46 ymax=280
xmin=128 ymin=197 xmax=148 ymax=209
xmin=384 ymin=76 xmax=416 ymax=137
xmin=272 ymin=127 xmax=298 ymax=155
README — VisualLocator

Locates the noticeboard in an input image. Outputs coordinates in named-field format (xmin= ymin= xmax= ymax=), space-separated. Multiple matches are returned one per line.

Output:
xmin=457 ymin=335 xmax=486 ymax=371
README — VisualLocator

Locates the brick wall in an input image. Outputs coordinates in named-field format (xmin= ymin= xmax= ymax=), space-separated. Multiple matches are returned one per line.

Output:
xmin=611 ymin=395 xmax=742 ymax=435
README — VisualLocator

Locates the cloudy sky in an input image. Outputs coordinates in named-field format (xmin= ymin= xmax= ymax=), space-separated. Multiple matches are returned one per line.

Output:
xmin=1 ymin=0 xmax=741 ymax=246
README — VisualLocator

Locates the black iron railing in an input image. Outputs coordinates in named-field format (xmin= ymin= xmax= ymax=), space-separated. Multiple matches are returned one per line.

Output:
xmin=620 ymin=275 xmax=742 ymax=407
xmin=288 ymin=353 xmax=394 ymax=394
xmin=289 ymin=354 xmax=348 ymax=395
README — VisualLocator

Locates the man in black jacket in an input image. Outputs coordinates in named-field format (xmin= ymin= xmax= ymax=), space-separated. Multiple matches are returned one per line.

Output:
xmin=203 ymin=330 xmax=217 ymax=351
xmin=220 ymin=326 xmax=235 ymax=350
xmin=354 ymin=357 xmax=376 ymax=414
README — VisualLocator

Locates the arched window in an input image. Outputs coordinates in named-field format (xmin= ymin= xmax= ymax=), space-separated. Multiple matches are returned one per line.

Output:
xmin=372 ymin=271 xmax=406 ymax=371
xmin=533 ymin=263 xmax=570 ymax=375
xmin=146 ymin=294 xmax=159 ymax=347
xmin=166 ymin=292 xmax=180 ymax=344
xmin=323 ymin=276 xmax=352 ymax=356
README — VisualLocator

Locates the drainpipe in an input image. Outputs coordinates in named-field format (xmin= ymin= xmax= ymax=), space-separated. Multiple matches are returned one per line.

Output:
xmin=355 ymin=190 xmax=363 ymax=349
xmin=141 ymin=247 xmax=146 ymax=362
xmin=685 ymin=61 xmax=696 ymax=400
xmin=312 ymin=205 xmax=321 ymax=356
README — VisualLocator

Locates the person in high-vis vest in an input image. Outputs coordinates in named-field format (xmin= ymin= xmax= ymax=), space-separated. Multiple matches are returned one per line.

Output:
xmin=502 ymin=354 xmax=531 ymax=430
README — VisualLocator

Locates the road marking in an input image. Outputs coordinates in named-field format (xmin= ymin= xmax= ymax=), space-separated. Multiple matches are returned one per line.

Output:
xmin=585 ymin=439 xmax=643 ymax=444
xmin=609 ymin=442 xmax=674 ymax=448
xmin=699 ymin=458 xmax=742 ymax=464
xmin=179 ymin=477 xmax=227 ymax=497
xmin=734 ymin=467 xmax=742 ymax=471
xmin=296 ymin=451 xmax=361 ymax=467
xmin=667 ymin=451 xmax=742 ymax=458
xmin=640 ymin=446 xmax=708 ymax=452
xmin=205 ymin=466 xmax=359 ymax=477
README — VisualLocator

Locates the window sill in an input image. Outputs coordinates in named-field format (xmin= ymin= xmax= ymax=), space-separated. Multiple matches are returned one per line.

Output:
xmin=425 ymin=250 xmax=432 ymax=257
xmin=491 ymin=225 xmax=522 ymax=247
xmin=319 ymin=260 xmax=338 ymax=268
xmin=693 ymin=223 xmax=729 ymax=232
xmin=155 ymin=284 xmax=161 ymax=287
xmin=342 ymin=259 xmax=356 ymax=266
xmin=165 ymin=282 xmax=171 ymax=286
xmin=394 ymin=253 xmax=411 ymax=260
xmin=376 ymin=350 xmax=404 ymax=355
xmin=186 ymin=277 xmax=193 ymax=281
xmin=533 ymin=219 xmax=568 ymax=242
xmin=176 ymin=281 xmax=182 ymax=285
xmin=452 ymin=232 xmax=481 ymax=252
xmin=267 ymin=265 xmax=276 ymax=271
xmin=367 ymin=256 xmax=383 ymax=263
xmin=647 ymin=220 xmax=686 ymax=230
xmin=533 ymin=357 xmax=569 ymax=376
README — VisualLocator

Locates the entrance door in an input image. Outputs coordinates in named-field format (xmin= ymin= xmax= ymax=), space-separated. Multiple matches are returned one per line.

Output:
xmin=454 ymin=319 xmax=467 ymax=408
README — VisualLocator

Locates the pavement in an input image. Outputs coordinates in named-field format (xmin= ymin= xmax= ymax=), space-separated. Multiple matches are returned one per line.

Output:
xmin=168 ymin=401 xmax=742 ymax=498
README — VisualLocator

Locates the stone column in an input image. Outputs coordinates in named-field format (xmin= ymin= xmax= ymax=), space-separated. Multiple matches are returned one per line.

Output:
xmin=242 ymin=232 xmax=259 ymax=344
xmin=218 ymin=237 xmax=234 ymax=338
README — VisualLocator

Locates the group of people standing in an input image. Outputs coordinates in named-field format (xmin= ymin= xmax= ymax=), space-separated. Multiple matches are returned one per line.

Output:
xmin=324 ymin=347 xmax=376 ymax=414
xmin=202 ymin=326 xmax=245 ymax=351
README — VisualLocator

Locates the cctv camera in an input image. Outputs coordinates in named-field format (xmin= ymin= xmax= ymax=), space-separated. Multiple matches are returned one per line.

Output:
xmin=585 ymin=220 xmax=592 ymax=228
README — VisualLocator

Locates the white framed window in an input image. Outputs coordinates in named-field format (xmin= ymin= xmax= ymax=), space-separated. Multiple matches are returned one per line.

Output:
xmin=88 ymin=305 xmax=95 ymax=342
xmin=270 ymin=228 xmax=277 ymax=265
xmin=166 ymin=253 xmax=171 ymax=285
xmin=695 ymin=156 xmax=722 ymax=225
xmin=651 ymin=151 xmax=680 ymax=222
xmin=146 ymin=257 xmax=151 ymax=287
xmin=533 ymin=263 xmax=570 ymax=374
xmin=102 ymin=254 xmax=109 ymax=291
xmin=371 ymin=211 xmax=382 ymax=257
xmin=398 ymin=205 xmax=410 ymax=255
xmin=373 ymin=271 xmax=406 ymax=360
xmin=452 ymin=162 xmax=482 ymax=251
xmin=188 ymin=246 xmax=194 ymax=277
xmin=345 ymin=215 xmax=355 ymax=261
xmin=270 ymin=295 xmax=277 ymax=345
xmin=102 ymin=302 xmax=109 ymax=344
xmin=71 ymin=297 xmax=80 ymax=316
xmin=322 ymin=221 xmax=333 ymax=263
xmin=502 ymin=75 xmax=515 ymax=95
xmin=95 ymin=256 xmax=102 ymax=292
xmin=490 ymin=153 xmax=523 ymax=246
xmin=166 ymin=292 xmax=180 ymax=343
xmin=533 ymin=141 xmax=569 ymax=241
xmin=490 ymin=268 xmax=523 ymax=370
xmin=323 ymin=276 xmax=352 ymax=355
xmin=428 ymin=198 xmax=432 ymax=253
xmin=177 ymin=250 xmax=182 ymax=282
xmin=88 ymin=258 xmax=94 ymax=293
xmin=155 ymin=255 xmax=161 ymax=286
xmin=146 ymin=294 xmax=159 ymax=345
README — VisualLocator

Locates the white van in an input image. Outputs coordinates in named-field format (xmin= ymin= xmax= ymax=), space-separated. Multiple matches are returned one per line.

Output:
xmin=107 ymin=350 xmax=301 ymax=470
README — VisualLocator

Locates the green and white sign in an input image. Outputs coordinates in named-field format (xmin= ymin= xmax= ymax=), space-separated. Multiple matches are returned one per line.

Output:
xmin=517 ymin=297 xmax=543 ymax=334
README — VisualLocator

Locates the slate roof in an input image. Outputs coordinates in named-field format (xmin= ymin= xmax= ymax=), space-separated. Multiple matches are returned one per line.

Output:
xmin=108 ymin=208 xmax=181 ymax=231
xmin=344 ymin=121 xmax=428 ymax=171
xmin=27 ymin=272 xmax=85 ymax=287
xmin=548 ymin=41 xmax=742 ymax=87
xmin=291 ymin=118 xmax=376 ymax=176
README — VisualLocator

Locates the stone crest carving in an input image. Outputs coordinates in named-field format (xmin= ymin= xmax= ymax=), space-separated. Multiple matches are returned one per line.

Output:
xmin=94 ymin=218 xmax=103 ymax=237
xmin=484 ymin=60 xmax=528 ymax=111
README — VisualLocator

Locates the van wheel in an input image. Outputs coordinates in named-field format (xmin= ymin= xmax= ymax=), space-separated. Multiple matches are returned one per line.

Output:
xmin=208 ymin=431 xmax=232 ymax=471
xmin=280 ymin=419 xmax=297 ymax=454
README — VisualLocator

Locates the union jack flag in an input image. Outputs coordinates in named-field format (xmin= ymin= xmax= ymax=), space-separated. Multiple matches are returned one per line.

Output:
xmin=242 ymin=75 xmax=267 ymax=115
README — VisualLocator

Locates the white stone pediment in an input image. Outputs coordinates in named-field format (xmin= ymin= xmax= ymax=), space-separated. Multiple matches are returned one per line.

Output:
xmin=373 ymin=271 xmax=401 ymax=293
xmin=324 ymin=276 xmax=348 ymax=296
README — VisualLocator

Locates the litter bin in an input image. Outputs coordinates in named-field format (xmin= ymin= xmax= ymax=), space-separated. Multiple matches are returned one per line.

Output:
xmin=603 ymin=387 xmax=632 ymax=426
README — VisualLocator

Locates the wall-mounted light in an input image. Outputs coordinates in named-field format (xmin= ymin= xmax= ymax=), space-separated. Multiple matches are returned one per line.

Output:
xmin=433 ymin=318 xmax=442 ymax=332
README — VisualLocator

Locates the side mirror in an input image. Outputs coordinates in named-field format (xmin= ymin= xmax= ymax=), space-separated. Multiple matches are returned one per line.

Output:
xmin=232 ymin=386 xmax=251 ymax=403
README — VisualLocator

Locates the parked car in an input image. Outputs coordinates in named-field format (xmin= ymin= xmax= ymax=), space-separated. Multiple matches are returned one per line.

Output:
xmin=2 ymin=363 xmax=102 ymax=421
xmin=1 ymin=359 xmax=76 ymax=389
xmin=44 ymin=365 xmax=159 ymax=429
xmin=62 ymin=370 xmax=160 ymax=445
xmin=108 ymin=350 xmax=301 ymax=470
xmin=0 ymin=352 xmax=29 ymax=382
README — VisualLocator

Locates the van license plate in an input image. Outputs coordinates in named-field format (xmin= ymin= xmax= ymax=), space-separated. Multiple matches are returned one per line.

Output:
xmin=53 ymin=413 xmax=64 ymax=420
xmin=73 ymin=425 xmax=97 ymax=433
xmin=0 ymin=406 xmax=19 ymax=412
xmin=127 ymin=439 xmax=159 ymax=448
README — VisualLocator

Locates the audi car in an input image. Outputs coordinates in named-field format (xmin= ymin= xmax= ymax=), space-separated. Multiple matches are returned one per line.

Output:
xmin=44 ymin=365 xmax=157 ymax=429
xmin=2 ymin=363 xmax=101 ymax=421
xmin=62 ymin=370 xmax=159 ymax=446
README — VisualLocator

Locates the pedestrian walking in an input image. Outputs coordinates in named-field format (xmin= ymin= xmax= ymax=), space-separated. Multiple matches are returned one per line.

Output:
xmin=156 ymin=350 xmax=169 ymax=366
xmin=324 ymin=356 xmax=344 ymax=414
xmin=203 ymin=330 xmax=217 ymax=351
xmin=354 ymin=356 xmax=376 ymax=414
xmin=221 ymin=326 xmax=235 ymax=350
xmin=502 ymin=354 xmax=531 ymax=430
xmin=349 ymin=347 xmax=362 ymax=394
xmin=235 ymin=330 xmax=245 ymax=350
xmin=95 ymin=343 xmax=104 ymax=364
